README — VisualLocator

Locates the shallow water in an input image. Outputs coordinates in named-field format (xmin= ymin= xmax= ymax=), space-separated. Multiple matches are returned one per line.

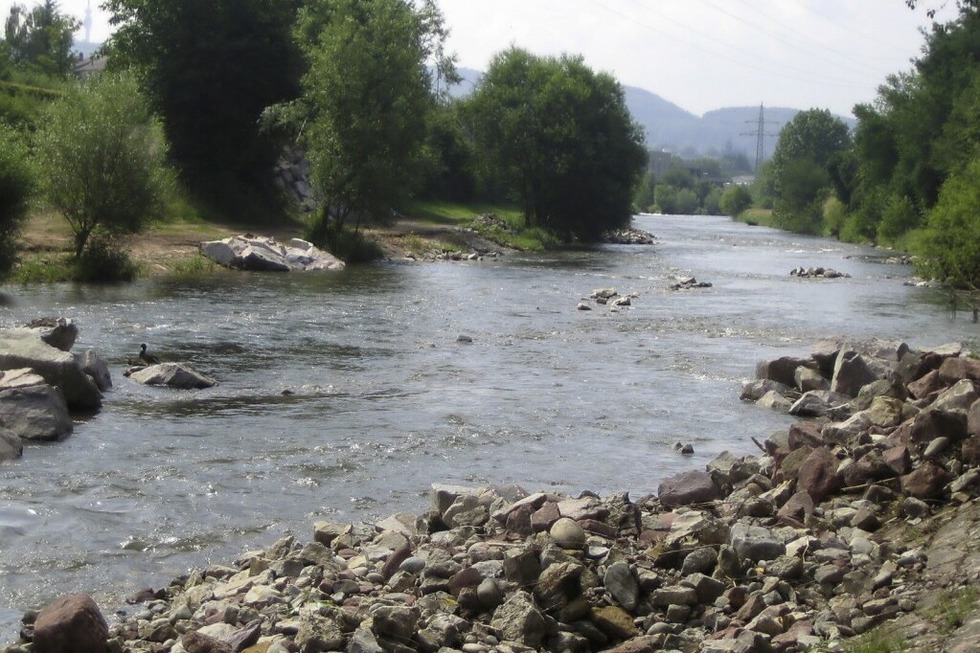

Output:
xmin=0 ymin=214 xmax=975 ymax=635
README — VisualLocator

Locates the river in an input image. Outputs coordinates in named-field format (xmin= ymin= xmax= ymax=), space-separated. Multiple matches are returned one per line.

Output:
xmin=0 ymin=214 xmax=976 ymax=636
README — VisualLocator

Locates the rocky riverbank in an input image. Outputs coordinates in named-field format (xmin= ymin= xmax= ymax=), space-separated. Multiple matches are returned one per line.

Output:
xmin=4 ymin=338 xmax=980 ymax=653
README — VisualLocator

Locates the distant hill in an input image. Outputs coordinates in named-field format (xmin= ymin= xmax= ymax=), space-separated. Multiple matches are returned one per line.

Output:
xmin=447 ymin=68 xmax=856 ymax=162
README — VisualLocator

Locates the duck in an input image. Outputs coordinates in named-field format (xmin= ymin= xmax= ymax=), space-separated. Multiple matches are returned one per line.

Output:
xmin=139 ymin=343 xmax=162 ymax=365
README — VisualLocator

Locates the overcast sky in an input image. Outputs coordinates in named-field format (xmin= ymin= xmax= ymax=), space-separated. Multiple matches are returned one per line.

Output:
xmin=2 ymin=0 xmax=959 ymax=117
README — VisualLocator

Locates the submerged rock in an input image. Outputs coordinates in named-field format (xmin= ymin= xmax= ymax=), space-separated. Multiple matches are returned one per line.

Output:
xmin=125 ymin=362 xmax=217 ymax=389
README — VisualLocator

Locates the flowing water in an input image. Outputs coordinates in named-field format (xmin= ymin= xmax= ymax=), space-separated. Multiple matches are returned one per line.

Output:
xmin=0 ymin=214 xmax=976 ymax=635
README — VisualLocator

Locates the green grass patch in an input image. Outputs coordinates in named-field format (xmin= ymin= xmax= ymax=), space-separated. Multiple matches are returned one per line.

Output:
xmin=735 ymin=208 xmax=776 ymax=228
xmin=405 ymin=200 xmax=522 ymax=227
xmin=925 ymin=585 xmax=980 ymax=633
xmin=168 ymin=254 xmax=220 ymax=277
xmin=10 ymin=253 xmax=74 ymax=283
xmin=839 ymin=628 xmax=908 ymax=653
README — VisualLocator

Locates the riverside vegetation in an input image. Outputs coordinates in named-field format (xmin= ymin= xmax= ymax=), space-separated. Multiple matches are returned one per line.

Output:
xmin=4 ymin=336 xmax=980 ymax=653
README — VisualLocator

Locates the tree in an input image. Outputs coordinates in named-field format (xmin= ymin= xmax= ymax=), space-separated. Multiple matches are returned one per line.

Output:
xmin=296 ymin=0 xmax=449 ymax=240
xmin=913 ymin=156 xmax=980 ymax=289
xmin=465 ymin=48 xmax=647 ymax=241
xmin=34 ymin=72 xmax=171 ymax=258
xmin=104 ymin=0 xmax=302 ymax=210
xmin=3 ymin=1 xmax=79 ymax=78
xmin=769 ymin=109 xmax=851 ymax=234
xmin=719 ymin=185 xmax=752 ymax=217
xmin=0 ymin=120 xmax=34 ymax=276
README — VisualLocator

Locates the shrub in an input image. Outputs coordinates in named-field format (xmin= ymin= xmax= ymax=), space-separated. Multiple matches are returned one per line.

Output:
xmin=34 ymin=71 xmax=172 ymax=258
xmin=72 ymin=238 xmax=139 ymax=283
xmin=306 ymin=224 xmax=383 ymax=265
xmin=0 ymin=122 xmax=35 ymax=277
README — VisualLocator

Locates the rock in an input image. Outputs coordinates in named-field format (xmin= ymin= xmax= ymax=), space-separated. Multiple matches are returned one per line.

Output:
xmin=795 ymin=366 xmax=830 ymax=392
xmin=756 ymin=356 xmax=817 ymax=388
xmin=77 ymin=349 xmax=112 ymax=392
xmin=127 ymin=362 xmax=217 ymax=389
xmin=938 ymin=356 xmax=980 ymax=384
xmin=910 ymin=409 xmax=968 ymax=444
xmin=681 ymin=546 xmax=718 ymax=575
xmin=790 ymin=390 xmax=844 ymax=417
xmin=604 ymin=561 xmax=639 ymax=611
xmin=651 ymin=585 xmax=698 ymax=606
xmin=931 ymin=379 xmax=979 ymax=413
xmin=490 ymin=591 xmax=548 ymax=648
xmin=658 ymin=470 xmax=721 ymax=508
xmin=32 ymin=594 xmax=108 ymax=653
xmin=831 ymin=349 xmax=880 ymax=397
xmin=550 ymin=517 xmax=587 ymax=549
xmin=730 ymin=523 xmax=786 ymax=562
xmin=797 ymin=447 xmax=840 ymax=503
xmin=0 ymin=425 xmax=22 ymax=461
xmin=756 ymin=390 xmax=794 ymax=412
xmin=0 ymin=380 xmax=72 ymax=441
xmin=776 ymin=490 xmax=814 ymax=523
xmin=740 ymin=379 xmax=792 ymax=402
xmin=25 ymin=317 xmax=78 ymax=352
xmin=901 ymin=461 xmax=952 ymax=499
xmin=0 ymin=329 xmax=102 ymax=411
xmin=200 ymin=235 xmax=345 ymax=272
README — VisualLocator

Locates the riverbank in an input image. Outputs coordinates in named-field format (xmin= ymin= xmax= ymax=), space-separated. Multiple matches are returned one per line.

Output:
xmin=4 ymin=338 xmax=979 ymax=653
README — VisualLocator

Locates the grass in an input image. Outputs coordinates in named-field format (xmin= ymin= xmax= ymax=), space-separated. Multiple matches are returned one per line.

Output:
xmin=839 ymin=629 xmax=908 ymax=653
xmin=404 ymin=200 xmax=522 ymax=227
xmin=735 ymin=208 xmax=776 ymax=228
xmin=10 ymin=253 xmax=74 ymax=283
xmin=169 ymin=254 xmax=219 ymax=277
xmin=925 ymin=585 xmax=980 ymax=633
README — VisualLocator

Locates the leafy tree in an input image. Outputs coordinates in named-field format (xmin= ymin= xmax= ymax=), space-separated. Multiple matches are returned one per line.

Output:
xmin=0 ymin=120 xmax=34 ymax=276
xmin=104 ymin=0 xmax=302 ymax=210
xmin=675 ymin=188 xmax=700 ymax=215
xmin=653 ymin=184 xmax=678 ymax=214
xmin=913 ymin=156 xmax=980 ymax=288
xmin=703 ymin=186 xmax=723 ymax=215
xmin=719 ymin=184 xmax=752 ymax=217
xmin=769 ymin=109 xmax=851 ymax=234
xmin=295 ymin=0 xmax=448 ymax=241
xmin=465 ymin=48 xmax=646 ymax=241
xmin=34 ymin=72 xmax=171 ymax=258
xmin=3 ymin=1 xmax=79 ymax=78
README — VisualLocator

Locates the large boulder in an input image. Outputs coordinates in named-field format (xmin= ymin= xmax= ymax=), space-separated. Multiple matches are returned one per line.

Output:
xmin=25 ymin=317 xmax=78 ymax=352
xmin=200 ymin=235 xmax=345 ymax=272
xmin=0 ymin=329 xmax=101 ymax=412
xmin=127 ymin=362 xmax=217 ymax=390
xmin=32 ymin=594 xmax=109 ymax=653
xmin=658 ymin=470 xmax=721 ymax=508
xmin=831 ymin=349 xmax=881 ymax=397
xmin=0 ymin=425 xmax=22 ymax=461
xmin=0 ymin=381 xmax=73 ymax=441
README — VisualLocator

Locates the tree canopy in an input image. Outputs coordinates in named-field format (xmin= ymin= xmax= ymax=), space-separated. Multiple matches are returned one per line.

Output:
xmin=104 ymin=0 xmax=303 ymax=210
xmin=464 ymin=48 xmax=647 ymax=241
xmin=3 ymin=1 xmax=78 ymax=78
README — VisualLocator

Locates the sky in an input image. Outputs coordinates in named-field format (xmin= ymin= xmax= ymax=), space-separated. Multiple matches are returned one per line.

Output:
xmin=1 ymin=0 xmax=961 ymax=118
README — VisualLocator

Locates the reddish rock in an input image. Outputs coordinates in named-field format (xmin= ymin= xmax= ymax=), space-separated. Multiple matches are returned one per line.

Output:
xmin=797 ymin=447 xmax=840 ymax=503
xmin=938 ymin=357 xmax=980 ymax=384
xmin=32 ymin=594 xmax=108 ymax=653
xmin=657 ymin=470 xmax=721 ymax=508
xmin=778 ymin=445 xmax=814 ymax=482
xmin=910 ymin=409 xmax=969 ymax=444
xmin=901 ymin=461 xmax=952 ymax=500
xmin=530 ymin=502 xmax=560 ymax=533
xmin=788 ymin=421 xmax=825 ymax=450
xmin=505 ymin=504 xmax=535 ymax=537
xmin=908 ymin=369 xmax=944 ymax=400
xmin=883 ymin=445 xmax=912 ymax=476
xmin=776 ymin=490 xmax=814 ymax=523
xmin=180 ymin=632 xmax=233 ymax=653
xmin=841 ymin=451 xmax=896 ymax=487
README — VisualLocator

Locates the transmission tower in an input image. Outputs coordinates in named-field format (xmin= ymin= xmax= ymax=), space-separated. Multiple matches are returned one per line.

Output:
xmin=740 ymin=104 xmax=779 ymax=171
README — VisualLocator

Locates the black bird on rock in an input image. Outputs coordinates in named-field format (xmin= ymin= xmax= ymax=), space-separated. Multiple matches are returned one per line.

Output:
xmin=139 ymin=343 xmax=162 ymax=365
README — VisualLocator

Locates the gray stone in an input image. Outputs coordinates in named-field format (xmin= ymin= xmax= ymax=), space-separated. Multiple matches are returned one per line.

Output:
xmin=0 ymin=329 xmax=102 ymax=411
xmin=77 ymin=349 xmax=112 ymax=392
xmin=550 ymin=517 xmax=586 ymax=549
xmin=651 ymin=585 xmax=698 ymax=606
xmin=604 ymin=561 xmax=639 ymax=611
xmin=756 ymin=390 xmax=794 ymax=412
xmin=0 ymin=425 xmax=22 ymax=461
xmin=681 ymin=546 xmax=718 ymax=575
xmin=831 ymin=349 xmax=880 ymax=397
xmin=0 ymin=382 xmax=72 ymax=441
xmin=490 ymin=591 xmax=548 ymax=648
xmin=730 ymin=523 xmax=785 ymax=563
xmin=200 ymin=235 xmax=345 ymax=272
xmin=127 ymin=362 xmax=217 ymax=390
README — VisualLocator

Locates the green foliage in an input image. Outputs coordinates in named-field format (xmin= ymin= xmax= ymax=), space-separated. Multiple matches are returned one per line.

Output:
xmin=912 ymin=156 xmax=980 ymax=288
xmin=104 ymin=0 xmax=302 ymax=211
xmin=822 ymin=196 xmax=847 ymax=238
xmin=702 ymin=187 xmax=723 ymax=215
xmin=3 ymin=1 xmax=79 ymax=78
xmin=296 ymin=0 xmax=445 ymax=233
xmin=719 ymin=185 xmax=752 ymax=217
xmin=768 ymin=109 xmax=851 ymax=234
xmin=0 ymin=120 xmax=34 ymax=277
xmin=877 ymin=194 xmax=920 ymax=242
xmin=464 ymin=47 xmax=647 ymax=241
xmin=34 ymin=71 xmax=172 ymax=257
xmin=306 ymin=223 xmax=383 ymax=264
xmin=72 ymin=237 xmax=139 ymax=282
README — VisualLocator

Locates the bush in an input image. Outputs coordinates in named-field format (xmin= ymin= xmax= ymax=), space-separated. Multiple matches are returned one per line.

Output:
xmin=72 ymin=238 xmax=139 ymax=282
xmin=0 ymin=122 xmax=35 ymax=277
xmin=913 ymin=157 xmax=980 ymax=288
xmin=719 ymin=184 xmax=752 ymax=217
xmin=34 ymin=71 xmax=172 ymax=258
xmin=306 ymin=223 xmax=383 ymax=265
